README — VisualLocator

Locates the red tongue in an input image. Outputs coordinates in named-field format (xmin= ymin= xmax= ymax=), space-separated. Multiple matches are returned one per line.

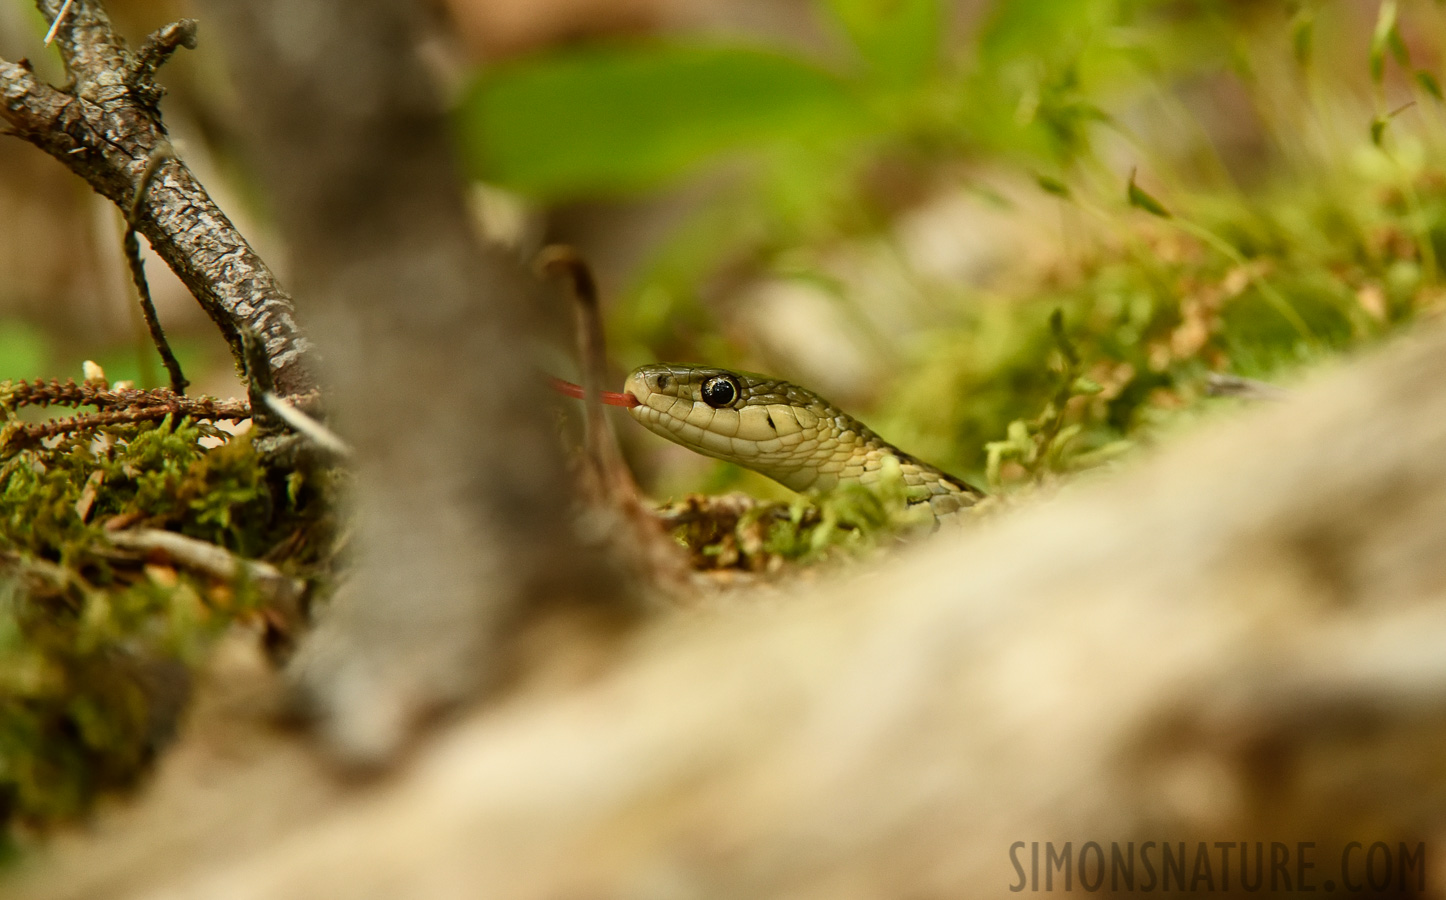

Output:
xmin=549 ymin=376 xmax=639 ymax=408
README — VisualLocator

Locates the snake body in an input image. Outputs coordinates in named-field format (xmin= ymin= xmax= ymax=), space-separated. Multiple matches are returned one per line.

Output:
xmin=623 ymin=364 xmax=982 ymax=519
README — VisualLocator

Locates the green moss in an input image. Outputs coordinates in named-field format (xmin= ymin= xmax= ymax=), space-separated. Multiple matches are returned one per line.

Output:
xmin=0 ymin=410 xmax=333 ymax=850
xmin=663 ymin=458 xmax=934 ymax=574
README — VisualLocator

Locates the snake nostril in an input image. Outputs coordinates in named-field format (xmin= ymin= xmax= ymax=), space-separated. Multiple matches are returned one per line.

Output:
xmin=656 ymin=374 xmax=671 ymax=390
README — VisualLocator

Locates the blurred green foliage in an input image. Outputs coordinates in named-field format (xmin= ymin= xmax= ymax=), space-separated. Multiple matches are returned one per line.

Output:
xmin=457 ymin=0 xmax=1446 ymax=498
xmin=0 ymin=323 xmax=51 ymax=384
xmin=459 ymin=45 xmax=862 ymax=195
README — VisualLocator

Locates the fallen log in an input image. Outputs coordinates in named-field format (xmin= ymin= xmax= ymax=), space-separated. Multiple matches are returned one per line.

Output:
xmin=12 ymin=320 xmax=1446 ymax=899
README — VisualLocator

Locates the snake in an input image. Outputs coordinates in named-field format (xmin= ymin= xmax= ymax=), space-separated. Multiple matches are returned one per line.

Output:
xmin=595 ymin=364 xmax=983 ymax=520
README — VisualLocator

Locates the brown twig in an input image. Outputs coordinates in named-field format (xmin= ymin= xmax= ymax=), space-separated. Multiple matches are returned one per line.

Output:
xmin=3 ymin=377 xmax=241 ymax=413
xmin=537 ymin=246 xmax=625 ymax=484
xmin=1 ymin=376 xmax=324 ymax=448
xmin=538 ymin=245 xmax=695 ymax=595
xmin=4 ymin=401 xmax=251 ymax=449
xmin=0 ymin=0 xmax=316 ymax=394
xmin=1205 ymin=372 xmax=1291 ymax=401
xmin=125 ymin=145 xmax=188 ymax=394
xmin=106 ymin=527 xmax=304 ymax=624
xmin=4 ymin=376 xmax=132 ymax=409
xmin=0 ymin=378 xmax=251 ymax=448
xmin=127 ymin=18 xmax=198 ymax=106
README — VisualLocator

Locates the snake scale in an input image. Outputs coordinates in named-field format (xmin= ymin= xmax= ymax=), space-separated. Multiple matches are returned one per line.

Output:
xmin=620 ymin=364 xmax=983 ymax=520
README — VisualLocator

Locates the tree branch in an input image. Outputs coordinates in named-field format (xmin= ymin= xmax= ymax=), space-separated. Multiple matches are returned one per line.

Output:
xmin=128 ymin=19 xmax=199 ymax=105
xmin=0 ymin=1 xmax=316 ymax=395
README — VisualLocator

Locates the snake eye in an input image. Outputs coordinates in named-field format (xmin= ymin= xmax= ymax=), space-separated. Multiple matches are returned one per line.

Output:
xmin=701 ymin=375 xmax=739 ymax=408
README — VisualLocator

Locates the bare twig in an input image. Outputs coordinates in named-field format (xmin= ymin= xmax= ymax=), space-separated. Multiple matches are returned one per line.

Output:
xmin=539 ymin=245 xmax=694 ymax=596
xmin=106 ymin=527 xmax=304 ymax=620
xmin=1 ymin=377 xmax=248 ymax=414
xmin=0 ymin=0 xmax=316 ymax=394
xmin=42 ymin=0 xmax=75 ymax=45
xmin=125 ymin=144 xmax=188 ymax=394
xmin=537 ymin=245 xmax=625 ymax=483
xmin=3 ymin=401 xmax=250 ymax=449
xmin=238 ymin=323 xmax=281 ymax=431
xmin=262 ymin=393 xmax=351 ymax=459
xmin=1205 ymin=372 xmax=1292 ymax=401
xmin=128 ymin=18 xmax=198 ymax=105
xmin=0 ymin=377 xmax=252 ymax=448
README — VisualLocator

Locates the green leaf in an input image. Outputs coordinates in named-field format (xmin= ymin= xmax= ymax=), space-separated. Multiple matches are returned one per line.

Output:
xmin=457 ymin=43 xmax=862 ymax=198
xmin=1416 ymin=70 xmax=1444 ymax=103
xmin=1049 ymin=308 xmax=1080 ymax=367
xmin=1290 ymin=8 xmax=1314 ymax=69
xmin=977 ymin=0 xmax=1115 ymax=68
xmin=1370 ymin=1 xmax=1399 ymax=84
xmin=819 ymin=0 xmax=945 ymax=87
xmin=1389 ymin=27 xmax=1411 ymax=69
xmin=1033 ymin=172 xmax=1073 ymax=199
xmin=1126 ymin=169 xmax=1171 ymax=219
xmin=1371 ymin=101 xmax=1416 ymax=146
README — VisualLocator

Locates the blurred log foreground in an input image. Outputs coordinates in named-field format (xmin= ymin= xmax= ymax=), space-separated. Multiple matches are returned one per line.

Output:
xmin=8 ymin=324 xmax=1446 ymax=896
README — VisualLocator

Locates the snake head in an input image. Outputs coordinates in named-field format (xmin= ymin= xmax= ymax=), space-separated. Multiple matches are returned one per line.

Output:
xmin=622 ymin=364 xmax=841 ymax=493
xmin=621 ymin=363 xmax=981 ymax=515
xmin=624 ymin=365 xmax=745 ymax=410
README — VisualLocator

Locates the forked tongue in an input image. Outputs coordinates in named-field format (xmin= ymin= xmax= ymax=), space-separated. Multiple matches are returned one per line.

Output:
xmin=549 ymin=376 xmax=639 ymax=408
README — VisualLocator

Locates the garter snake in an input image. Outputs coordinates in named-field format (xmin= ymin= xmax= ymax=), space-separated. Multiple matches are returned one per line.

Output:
xmin=619 ymin=364 xmax=982 ymax=520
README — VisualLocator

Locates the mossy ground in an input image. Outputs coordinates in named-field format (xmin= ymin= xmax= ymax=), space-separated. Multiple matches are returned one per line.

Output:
xmin=0 ymin=410 xmax=334 ymax=854
xmin=653 ymin=160 xmax=1446 ymax=574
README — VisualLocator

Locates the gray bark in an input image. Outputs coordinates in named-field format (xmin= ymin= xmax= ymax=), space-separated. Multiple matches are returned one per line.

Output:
xmin=194 ymin=0 xmax=629 ymax=761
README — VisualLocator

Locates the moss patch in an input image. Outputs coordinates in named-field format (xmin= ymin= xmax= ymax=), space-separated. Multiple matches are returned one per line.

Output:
xmin=0 ymin=406 xmax=333 ymax=853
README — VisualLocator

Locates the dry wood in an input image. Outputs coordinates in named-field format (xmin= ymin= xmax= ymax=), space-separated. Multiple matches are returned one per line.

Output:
xmin=106 ymin=528 xmax=304 ymax=620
